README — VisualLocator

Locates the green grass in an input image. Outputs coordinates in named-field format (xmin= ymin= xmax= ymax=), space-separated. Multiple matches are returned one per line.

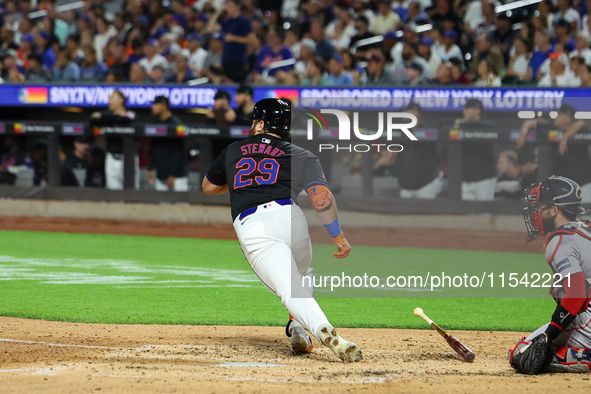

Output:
xmin=0 ymin=230 xmax=553 ymax=332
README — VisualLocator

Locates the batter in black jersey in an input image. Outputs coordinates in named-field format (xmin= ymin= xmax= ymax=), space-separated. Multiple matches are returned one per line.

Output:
xmin=206 ymin=134 xmax=327 ymax=221
xmin=202 ymin=98 xmax=361 ymax=363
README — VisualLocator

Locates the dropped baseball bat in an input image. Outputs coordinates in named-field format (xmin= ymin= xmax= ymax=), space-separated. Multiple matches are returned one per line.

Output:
xmin=413 ymin=307 xmax=475 ymax=363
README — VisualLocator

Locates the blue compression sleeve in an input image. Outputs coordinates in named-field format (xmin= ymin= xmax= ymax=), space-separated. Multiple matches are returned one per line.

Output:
xmin=324 ymin=218 xmax=342 ymax=238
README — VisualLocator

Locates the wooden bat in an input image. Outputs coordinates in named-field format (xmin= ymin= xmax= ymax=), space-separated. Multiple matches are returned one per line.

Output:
xmin=413 ymin=307 xmax=475 ymax=363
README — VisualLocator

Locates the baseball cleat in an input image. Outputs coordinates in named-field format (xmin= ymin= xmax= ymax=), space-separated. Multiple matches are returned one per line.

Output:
xmin=317 ymin=324 xmax=362 ymax=363
xmin=290 ymin=326 xmax=314 ymax=354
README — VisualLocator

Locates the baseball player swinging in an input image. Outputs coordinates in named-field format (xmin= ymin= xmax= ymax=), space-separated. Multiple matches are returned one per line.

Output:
xmin=202 ymin=98 xmax=362 ymax=362
xmin=509 ymin=175 xmax=591 ymax=374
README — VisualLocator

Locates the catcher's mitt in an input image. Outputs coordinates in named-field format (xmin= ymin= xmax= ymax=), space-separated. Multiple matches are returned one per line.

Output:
xmin=508 ymin=334 xmax=556 ymax=375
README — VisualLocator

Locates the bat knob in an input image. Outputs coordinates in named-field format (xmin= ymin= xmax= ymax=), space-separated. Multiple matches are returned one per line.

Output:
xmin=413 ymin=307 xmax=423 ymax=316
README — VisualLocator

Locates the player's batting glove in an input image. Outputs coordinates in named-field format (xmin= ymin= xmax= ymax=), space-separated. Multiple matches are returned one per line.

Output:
xmin=509 ymin=334 xmax=555 ymax=375
xmin=332 ymin=232 xmax=351 ymax=259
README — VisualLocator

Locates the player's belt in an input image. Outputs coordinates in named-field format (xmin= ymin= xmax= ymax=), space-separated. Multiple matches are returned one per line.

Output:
xmin=238 ymin=199 xmax=293 ymax=221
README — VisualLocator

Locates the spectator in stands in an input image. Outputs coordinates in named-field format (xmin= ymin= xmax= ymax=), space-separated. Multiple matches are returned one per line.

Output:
xmin=301 ymin=56 xmax=329 ymax=86
xmin=473 ymin=59 xmax=502 ymax=86
xmin=206 ymin=64 xmax=232 ymax=84
xmin=94 ymin=16 xmax=117 ymax=62
xmin=284 ymin=26 xmax=302 ymax=58
xmin=553 ymin=19 xmax=576 ymax=51
xmin=391 ymin=40 xmax=429 ymax=84
xmin=89 ymin=90 xmax=138 ymax=190
xmin=350 ymin=15 xmax=373 ymax=50
xmin=326 ymin=1 xmax=355 ymax=50
xmin=537 ymin=0 xmax=555 ymax=31
xmin=340 ymin=50 xmax=362 ymax=85
xmin=129 ymin=62 xmax=147 ymax=84
xmin=200 ymin=31 xmax=224 ymax=77
xmin=108 ymin=40 xmax=130 ymax=81
xmin=0 ymin=48 xmax=19 ymax=79
xmin=65 ymin=34 xmax=84 ymax=63
xmin=517 ymin=104 xmax=591 ymax=202
xmin=326 ymin=54 xmax=354 ymax=85
xmin=538 ymin=52 xmax=581 ymax=86
xmin=495 ymin=150 xmax=524 ymax=201
xmin=506 ymin=37 xmax=532 ymax=81
xmin=407 ymin=1 xmax=430 ymax=24
xmin=434 ymin=29 xmax=463 ymax=63
xmin=363 ymin=52 xmax=396 ymax=85
xmin=418 ymin=36 xmax=440 ymax=79
xmin=207 ymin=90 xmax=236 ymax=125
xmin=254 ymin=26 xmax=293 ymax=81
xmin=452 ymin=98 xmax=497 ymax=201
xmin=35 ymin=30 xmax=56 ymax=70
xmin=166 ymin=52 xmax=195 ymax=83
xmin=139 ymin=38 xmax=169 ymax=79
xmin=17 ymin=34 xmax=35 ymax=68
xmin=0 ymin=136 xmax=25 ymax=185
xmin=492 ymin=13 xmax=515 ymax=65
xmin=373 ymin=0 xmax=401 ymax=34
xmin=449 ymin=57 xmax=471 ymax=84
xmin=148 ymin=96 xmax=188 ymax=192
xmin=293 ymin=38 xmax=316 ymax=76
xmin=80 ymin=46 xmax=108 ymax=82
xmin=128 ymin=38 xmax=145 ymax=64
xmin=406 ymin=62 xmax=427 ymax=86
xmin=554 ymin=0 xmax=580 ymax=31
xmin=212 ymin=0 xmax=256 ymax=83
xmin=0 ymin=25 xmax=18 ymax=52
xmin=234 ymin=85 xmax=255 ymax=126
xmin=150 ymin=64 xmax=166 ymax=84
xmin=186 ymin=33 xmax=207 ymax=75
xmin=570 ymin=31 xmax=591 ymax=65
xmin=24 ymin=53 xmax=52 ymax=82
xmin=60 ymin=137 xmax=90 ymax=187
xmin=53 ymin=49 xmax=80 ymax=82
xmin=573 ymin=57 xmax=591 ymax=85
xmin=528 ymin=29 xmax=553 ymax=80
xmin=468 ymin=33 xmax=504 ymax=81
xmin=432 ymin=61 xmax=452 ymax=84
xmin=309 ymin=20 xmax=335 ymax=62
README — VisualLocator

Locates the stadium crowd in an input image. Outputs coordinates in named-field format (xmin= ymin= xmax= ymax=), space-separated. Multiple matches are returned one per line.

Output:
xmin=0 ymin=0 xmax=591 ymax=87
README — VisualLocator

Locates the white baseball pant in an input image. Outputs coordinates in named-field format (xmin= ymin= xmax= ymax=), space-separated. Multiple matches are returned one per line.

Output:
xmin=233 ymin=200 xmax=331 ymax=340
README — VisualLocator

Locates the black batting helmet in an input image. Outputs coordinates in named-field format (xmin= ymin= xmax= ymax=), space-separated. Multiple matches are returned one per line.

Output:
xmin=247 ymin=98 xmax=291 ymax=139
xmin=522 ymin=175 xmax=585 ymax=242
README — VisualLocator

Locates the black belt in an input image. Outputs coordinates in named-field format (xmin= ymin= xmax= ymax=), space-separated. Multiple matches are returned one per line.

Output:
xmin=238 ymin=199 xmax=293 ymax=221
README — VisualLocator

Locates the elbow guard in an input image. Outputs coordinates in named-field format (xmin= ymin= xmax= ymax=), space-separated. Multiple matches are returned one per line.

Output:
xmin=306 ymin=184 xmax=333 ymax=212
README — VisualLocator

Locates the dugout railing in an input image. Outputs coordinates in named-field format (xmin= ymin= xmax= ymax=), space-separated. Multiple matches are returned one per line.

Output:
xmin=0 ymin=120 xmax=584 ymax=216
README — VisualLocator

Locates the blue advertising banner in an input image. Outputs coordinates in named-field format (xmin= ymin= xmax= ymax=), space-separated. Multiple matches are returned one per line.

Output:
xmin=1 ymin=84 xmax=590 ymax=112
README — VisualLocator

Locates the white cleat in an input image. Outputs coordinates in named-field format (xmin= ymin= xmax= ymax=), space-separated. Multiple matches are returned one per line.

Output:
xmin=317 ymin=324 xmax=362 ymax=363
xmin=290 ymin=326 xmax=314 ymax=354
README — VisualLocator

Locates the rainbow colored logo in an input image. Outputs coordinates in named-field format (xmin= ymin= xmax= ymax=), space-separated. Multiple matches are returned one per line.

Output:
xmin=18 ymin=87 xmax=48 ymax=104
xmin=304 ymin=107 xmax=328 ymax=132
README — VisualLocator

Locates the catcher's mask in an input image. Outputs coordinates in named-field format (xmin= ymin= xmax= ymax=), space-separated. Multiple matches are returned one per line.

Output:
xmin=522 ymin=175 xmax=586 ymax=242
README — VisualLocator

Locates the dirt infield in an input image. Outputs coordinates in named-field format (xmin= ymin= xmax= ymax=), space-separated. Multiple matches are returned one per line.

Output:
xmin=0 ymin=215 xmax=571 ymax=393
xmin=0 ymin=317 xmax=584 ymax=393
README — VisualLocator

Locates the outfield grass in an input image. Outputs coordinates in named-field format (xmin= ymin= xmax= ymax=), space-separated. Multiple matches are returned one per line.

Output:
xmin=0 ymin=230 xmax=553 ymax=332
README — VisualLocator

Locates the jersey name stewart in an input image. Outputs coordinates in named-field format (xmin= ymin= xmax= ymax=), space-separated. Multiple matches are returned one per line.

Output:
xmin=206 ymin=134 xmax=327 ymax=220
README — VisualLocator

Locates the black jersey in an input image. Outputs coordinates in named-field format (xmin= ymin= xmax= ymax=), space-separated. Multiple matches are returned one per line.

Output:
xmin=206 ymin=134 xmax=327 ymax=220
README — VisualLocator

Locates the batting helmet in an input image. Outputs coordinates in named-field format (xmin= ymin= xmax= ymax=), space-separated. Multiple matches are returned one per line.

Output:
xmin=247 ymin=98 xmax=291 ymax=138
xmin=522 ymin=175 xmax=585 ymax=242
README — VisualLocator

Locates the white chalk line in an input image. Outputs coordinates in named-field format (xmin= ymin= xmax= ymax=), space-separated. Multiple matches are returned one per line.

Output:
xmin=1 ymin=338 xmax=402 ymax=354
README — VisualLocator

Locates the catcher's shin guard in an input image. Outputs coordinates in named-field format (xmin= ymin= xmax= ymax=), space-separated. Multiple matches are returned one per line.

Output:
xmin=546 ymin=346 xmax=591 ymax=373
